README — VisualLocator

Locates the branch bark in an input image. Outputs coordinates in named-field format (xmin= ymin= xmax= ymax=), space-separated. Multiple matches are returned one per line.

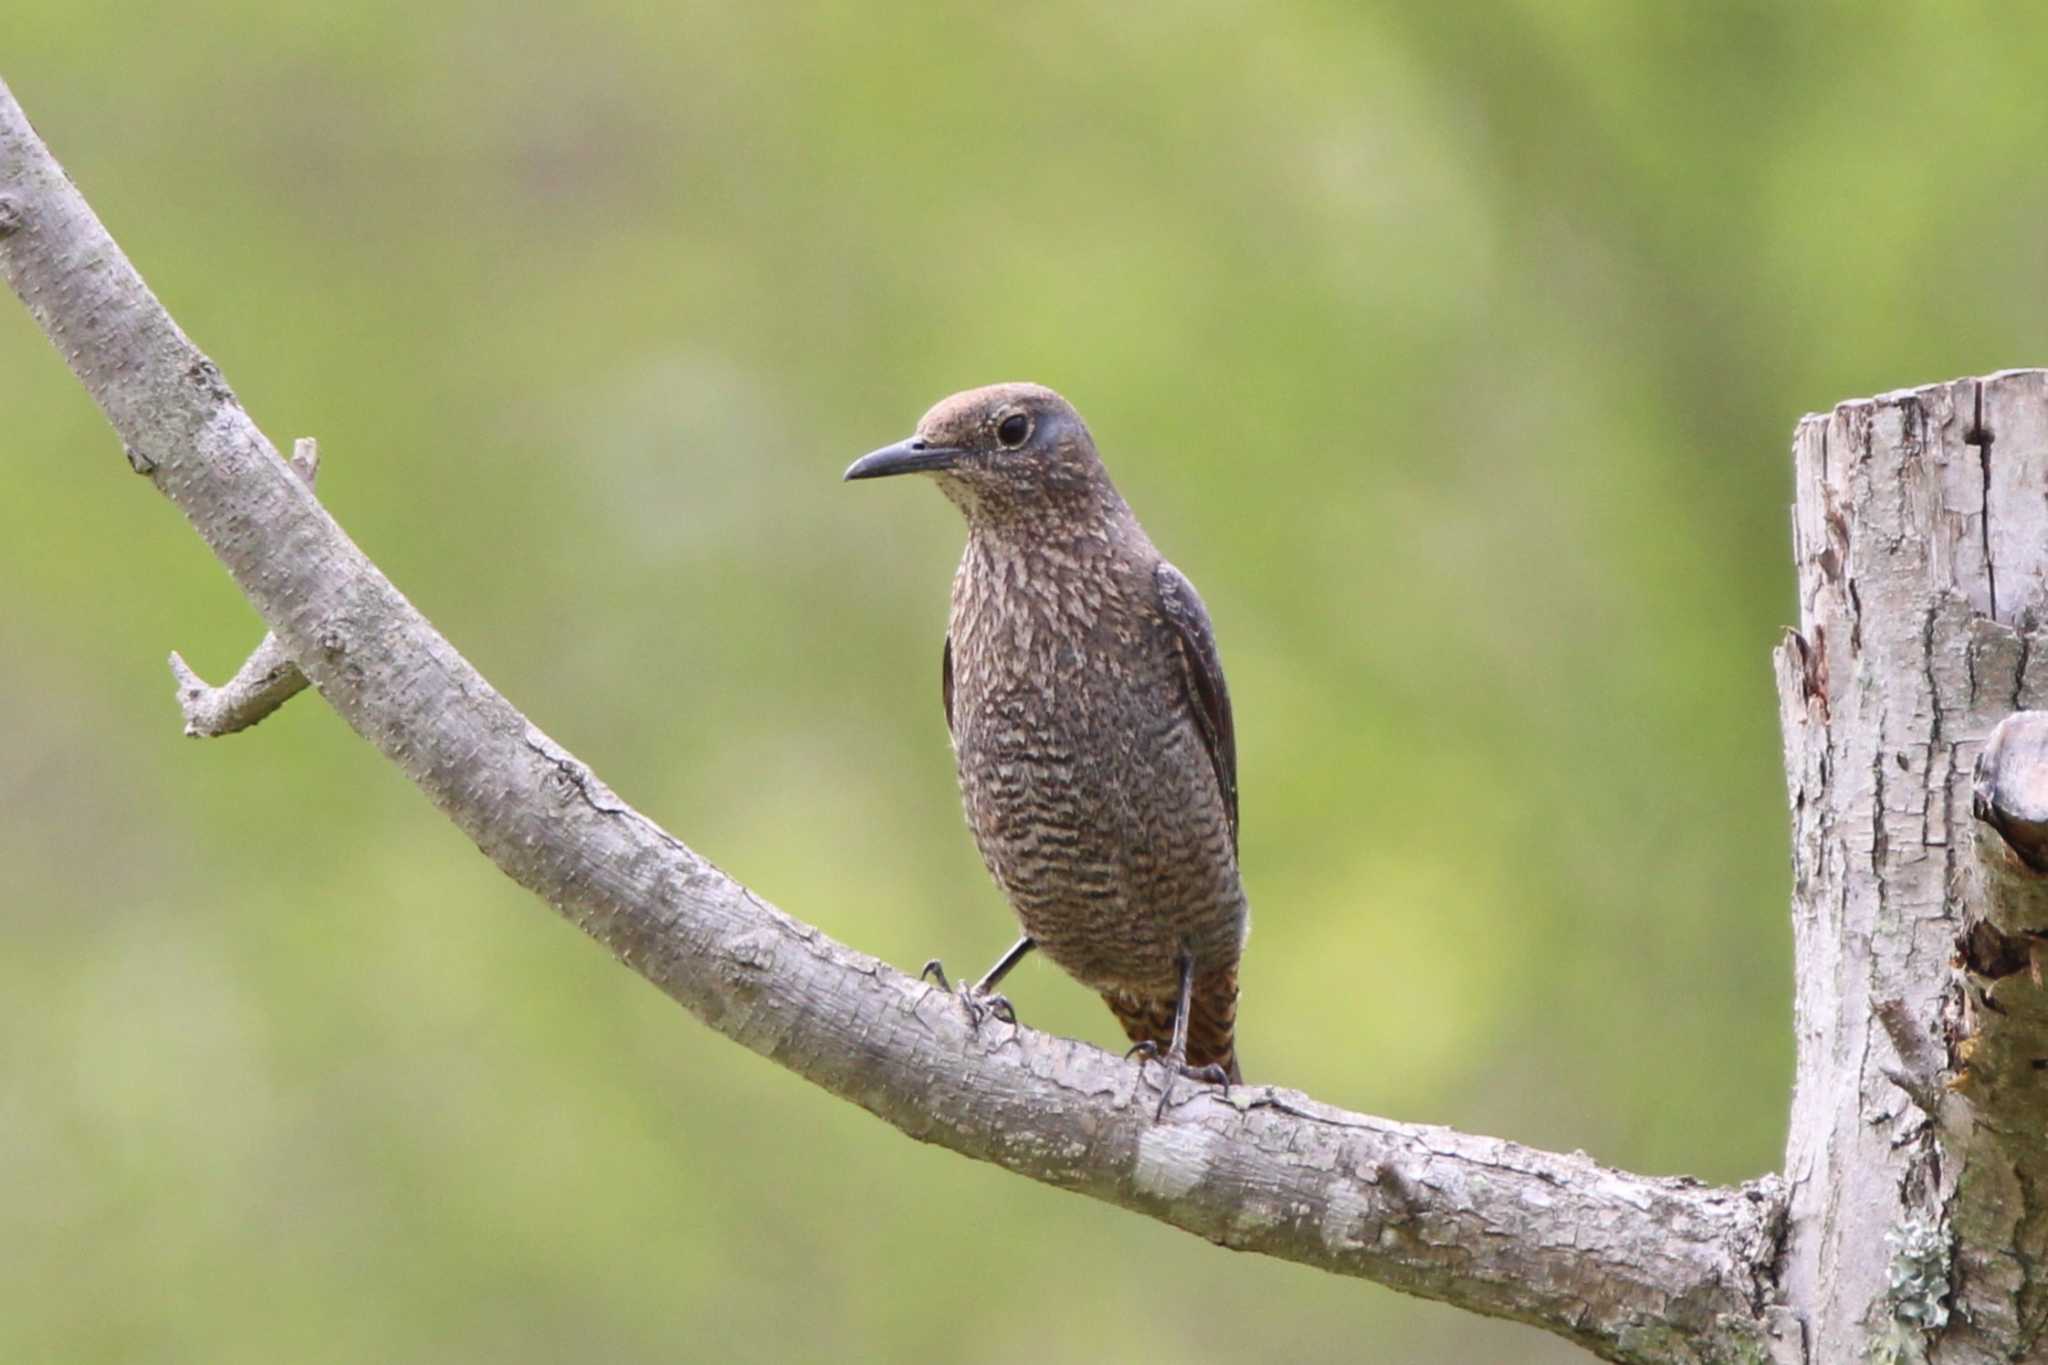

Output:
xmin=0 ymin=76 xmax=1785 ymax=1365
xmin=167 ymin=436 xmax=318 ymax=736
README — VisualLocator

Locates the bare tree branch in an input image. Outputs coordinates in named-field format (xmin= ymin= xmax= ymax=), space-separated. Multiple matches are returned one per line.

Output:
xmin=168 ymin=634 xmax=307 ymax=736
xmin=167 ymin=437 xmax=319 ymax=736
xmin=0 ymin=78 xmax=1785 ymax=1363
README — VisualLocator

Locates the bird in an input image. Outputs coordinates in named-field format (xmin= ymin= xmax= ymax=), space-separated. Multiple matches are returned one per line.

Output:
xmin=844 ymin=383 xmax=1247 ymax=1112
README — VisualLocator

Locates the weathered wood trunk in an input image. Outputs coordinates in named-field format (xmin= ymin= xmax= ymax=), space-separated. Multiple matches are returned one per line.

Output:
xmin=1776 ymin=371 xmax=2048 ymax=1362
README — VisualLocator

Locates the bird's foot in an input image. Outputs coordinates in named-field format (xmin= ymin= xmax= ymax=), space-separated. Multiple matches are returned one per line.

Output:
xmin=1125 ymin=1040 xmax=1231 ymax=1119
xmin=919 ymin=958 xmax=1018 ymax=1028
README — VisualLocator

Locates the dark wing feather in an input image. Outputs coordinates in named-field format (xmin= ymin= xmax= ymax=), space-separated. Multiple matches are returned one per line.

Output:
xmin=942 ymin=632 xmax=955 ymax=736
xmin=1154 ymin=561 xmax=1238 ymax=853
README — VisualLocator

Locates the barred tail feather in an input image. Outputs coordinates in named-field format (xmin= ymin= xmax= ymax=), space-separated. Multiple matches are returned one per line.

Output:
xmin=1103 ymin=964 xmax=1242 ymax=1085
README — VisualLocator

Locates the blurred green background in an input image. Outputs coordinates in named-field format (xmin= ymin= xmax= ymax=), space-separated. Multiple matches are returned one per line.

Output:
xmin=3 ymin=5 xmax=2041 ymax=1361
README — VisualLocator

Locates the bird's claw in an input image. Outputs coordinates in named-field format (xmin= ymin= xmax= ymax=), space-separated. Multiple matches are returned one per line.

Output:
xmin=1125 ymin=1040 xmax=1231 ymax=1118
xmin=920 ymin=958 xmax=1017 ymax=1029
xmin=968 ymin=990 xmax=1018 ymax=1026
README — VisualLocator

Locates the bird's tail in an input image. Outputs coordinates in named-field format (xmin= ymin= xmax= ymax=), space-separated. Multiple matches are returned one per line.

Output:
xmin=1103 ymin=963 xmax=1243 ymax=1085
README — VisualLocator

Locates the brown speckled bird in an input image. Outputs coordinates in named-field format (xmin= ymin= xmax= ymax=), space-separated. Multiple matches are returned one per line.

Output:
xmin=845 ymin=383 xmax=1246 ymax=1109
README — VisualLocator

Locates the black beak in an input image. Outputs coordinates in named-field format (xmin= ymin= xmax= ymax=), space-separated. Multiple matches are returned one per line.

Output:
xmin=843 ymin=437 xmax=965 ymax=481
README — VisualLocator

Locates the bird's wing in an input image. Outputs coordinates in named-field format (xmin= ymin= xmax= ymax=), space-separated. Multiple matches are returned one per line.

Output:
xmin=1154 ymin=560 xmax=1238 ymax=853
xmin=942 ymin=632 xmax=955 ymax=736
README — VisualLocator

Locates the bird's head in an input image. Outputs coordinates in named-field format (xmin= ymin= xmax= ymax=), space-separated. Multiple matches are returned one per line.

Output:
xmin=844 ymin=383 xmax=1113 ymax=521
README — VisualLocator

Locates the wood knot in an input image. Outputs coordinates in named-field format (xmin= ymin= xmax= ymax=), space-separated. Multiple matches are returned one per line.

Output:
xmin=183 ymin=355 xmax=236 ymax=405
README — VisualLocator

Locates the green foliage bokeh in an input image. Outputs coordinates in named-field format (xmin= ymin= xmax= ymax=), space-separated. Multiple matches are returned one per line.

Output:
xmin=5 ymin=6 xmax=2043 ymax=1361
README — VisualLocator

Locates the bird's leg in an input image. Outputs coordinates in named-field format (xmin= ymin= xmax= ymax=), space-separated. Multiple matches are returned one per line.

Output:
xmin=1127 ymin=949 xmax=1233 ymax=1118
xmin=921 ymin=936 xmax=1033 ymax=1028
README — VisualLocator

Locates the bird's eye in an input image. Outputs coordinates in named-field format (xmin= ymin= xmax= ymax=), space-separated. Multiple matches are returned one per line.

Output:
xmin=996 ymin=413 xmax=1030 ymax=448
